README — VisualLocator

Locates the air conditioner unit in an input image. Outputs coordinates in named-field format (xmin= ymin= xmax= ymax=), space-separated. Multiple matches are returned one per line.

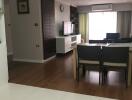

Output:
xmin=91 ymin=4 xmax=113 ymax=12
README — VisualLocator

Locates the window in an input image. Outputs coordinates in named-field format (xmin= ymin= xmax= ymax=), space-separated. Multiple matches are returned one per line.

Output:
xmin=89 ymin=12 xmax=117 ymax=40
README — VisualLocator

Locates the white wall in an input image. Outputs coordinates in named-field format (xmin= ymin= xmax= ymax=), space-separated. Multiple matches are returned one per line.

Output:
xmin=10 ymin=0 xmax=44 ymax=63
xmin=0 ymin=0 xmax=8 ymax=85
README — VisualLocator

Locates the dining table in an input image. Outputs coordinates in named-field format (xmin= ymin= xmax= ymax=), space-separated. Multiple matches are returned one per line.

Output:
xmin=72 ymin=43 xmax=132 ymax=86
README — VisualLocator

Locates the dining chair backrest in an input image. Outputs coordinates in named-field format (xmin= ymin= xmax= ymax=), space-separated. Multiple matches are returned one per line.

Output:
xmin=102 ymin=47 xmax=129 ymax=63
xmin=77 ymin=45 xmax=101 ymax=61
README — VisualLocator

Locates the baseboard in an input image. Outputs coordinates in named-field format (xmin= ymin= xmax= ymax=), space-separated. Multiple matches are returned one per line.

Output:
xmin=7 ymin=52 xmax=13 ymax=56
xmin=44 ymin=55 xmax=56 ymax=63
xmin=13 ymin=55 xmax=56 ymax=63
xmin=13 ymin=58 xmax=44 ymax=63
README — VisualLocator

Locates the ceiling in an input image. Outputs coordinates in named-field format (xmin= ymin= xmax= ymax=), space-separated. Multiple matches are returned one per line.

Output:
xmin=56 ymin=0 xmax=132 ymax=6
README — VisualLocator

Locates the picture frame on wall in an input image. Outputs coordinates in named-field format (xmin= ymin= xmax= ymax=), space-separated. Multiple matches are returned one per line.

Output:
xmin=17 ymin=0 xmax=30 ymax=14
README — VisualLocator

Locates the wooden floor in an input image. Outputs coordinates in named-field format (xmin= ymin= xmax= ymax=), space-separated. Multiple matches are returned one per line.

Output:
xmin=8 ymin=52 xmax=132 ymax=100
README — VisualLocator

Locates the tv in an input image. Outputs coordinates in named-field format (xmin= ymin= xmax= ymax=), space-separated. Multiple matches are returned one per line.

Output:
xmin=63 ymin=21 xmax=73 ymax=36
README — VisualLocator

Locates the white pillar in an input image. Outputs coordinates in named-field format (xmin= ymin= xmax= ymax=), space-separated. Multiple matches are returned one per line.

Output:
xmin=0 ymin=0 xmax=8 ymax=86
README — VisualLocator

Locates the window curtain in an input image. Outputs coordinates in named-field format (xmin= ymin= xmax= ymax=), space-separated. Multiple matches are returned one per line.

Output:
xmin=79 ymin=14 xmax=89 ymax=42
xmin=117 ymin=11 xmax=131 ymax=38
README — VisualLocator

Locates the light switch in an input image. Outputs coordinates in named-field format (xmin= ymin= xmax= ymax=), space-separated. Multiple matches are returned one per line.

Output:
xmin=36 ymin=44 xmax=40 ymax=48
xmin=34 ymin=23 xmax=39 ymax=27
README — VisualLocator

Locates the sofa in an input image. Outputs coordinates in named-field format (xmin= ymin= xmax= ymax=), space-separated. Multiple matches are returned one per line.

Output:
xmin=89 ymin=33 xmax=132 ymax=43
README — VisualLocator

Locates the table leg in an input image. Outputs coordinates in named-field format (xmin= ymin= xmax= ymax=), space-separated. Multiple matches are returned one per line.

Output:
xmin=72 ymin=48 xmax=77 ymax=80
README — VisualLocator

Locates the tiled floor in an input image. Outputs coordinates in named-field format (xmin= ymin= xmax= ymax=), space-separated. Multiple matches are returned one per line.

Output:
xmin=0 ymin=83 xmax=116 ymax=100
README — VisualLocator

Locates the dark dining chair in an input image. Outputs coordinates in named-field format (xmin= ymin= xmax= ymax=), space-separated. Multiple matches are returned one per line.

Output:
xmin=77 ymin=45 xmax=102 ymax=84
xmin=102 ymin=47 xmax=129 ymax=87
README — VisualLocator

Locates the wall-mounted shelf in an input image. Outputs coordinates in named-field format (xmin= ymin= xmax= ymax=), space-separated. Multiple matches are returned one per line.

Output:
xmin=70 ymin=6 xmax=79 ymax=34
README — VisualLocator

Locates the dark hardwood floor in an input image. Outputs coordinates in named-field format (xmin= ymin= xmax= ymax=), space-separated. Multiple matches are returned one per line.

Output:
xmin=8 ymin=52 xmax=132 ymax=100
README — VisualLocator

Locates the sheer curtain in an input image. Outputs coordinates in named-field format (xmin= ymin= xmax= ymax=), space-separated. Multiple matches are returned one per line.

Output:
xmin=117 ymin=11 xmax=131 ymax=38
xmin=79 ymin=14 xmax=89 ymax=42
xmin=89 ymin=12 xmax=117 ymax=40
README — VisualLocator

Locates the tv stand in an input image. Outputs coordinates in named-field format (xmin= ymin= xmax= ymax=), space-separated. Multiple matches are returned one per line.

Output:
xmin=56 ymin=34 xmax=81 ymax=54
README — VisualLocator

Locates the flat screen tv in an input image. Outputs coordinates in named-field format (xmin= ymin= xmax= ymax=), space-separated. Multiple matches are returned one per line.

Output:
xmin=63 ymin=21 xmax=73 ymax=36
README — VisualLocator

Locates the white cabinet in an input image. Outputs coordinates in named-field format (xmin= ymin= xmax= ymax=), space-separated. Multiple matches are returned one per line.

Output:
xmin=56 ymin=34 xmax=81 ymax=54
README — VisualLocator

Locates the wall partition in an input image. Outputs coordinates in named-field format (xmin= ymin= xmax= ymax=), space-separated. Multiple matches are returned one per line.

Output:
xmin=0 ymin=0 xmax=8 ymax=85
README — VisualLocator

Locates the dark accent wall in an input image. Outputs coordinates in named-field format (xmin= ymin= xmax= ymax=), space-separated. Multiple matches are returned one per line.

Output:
xmin=70 ymin=6 xmax=79 ymax=34
xmin=41 ymin=0 xmax=56 ymax=59
xmin=55 ymin=1 xmax=70 ymax=36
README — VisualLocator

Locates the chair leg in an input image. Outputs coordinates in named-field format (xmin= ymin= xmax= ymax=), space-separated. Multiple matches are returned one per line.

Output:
xmin=125 ymin=69 xmax=128 ymax=88
xmin=99 ymin=70 xmax=101 ymax=85
xmin=102 ymin=69 xmax=105 ymax=85
xmin=104 ymin=69 xmax=108 ymax=84
xmin=76 ymin=64 xmax=79 ymax=82
xmin=77 ymin=68 xmax=79 ymax=82
xmin=102 ymin=72 xmax=105 ymax=85
xmin=102 ymin=69 xmax=107 ymax=85
xmin=82 ymin=66 xmax=86 ymax=77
